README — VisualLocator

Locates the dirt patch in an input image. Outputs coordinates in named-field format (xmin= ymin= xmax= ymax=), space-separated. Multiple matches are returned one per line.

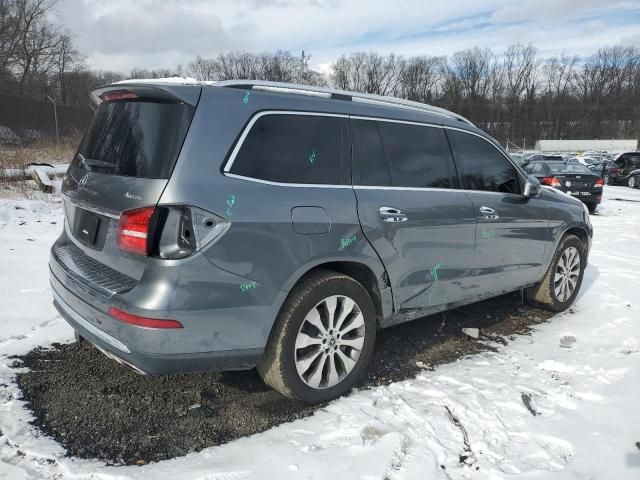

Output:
xmin=14 ymin=292 xmax=552 ymax=466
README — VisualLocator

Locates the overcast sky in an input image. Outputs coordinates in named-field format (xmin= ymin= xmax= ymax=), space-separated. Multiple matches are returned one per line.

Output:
xmin=55 ymin=0 xmax=640 ymax=74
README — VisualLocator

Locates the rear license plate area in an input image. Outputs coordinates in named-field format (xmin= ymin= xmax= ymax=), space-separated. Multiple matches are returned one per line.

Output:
xmin=75 ymin=210 xmax=101 ymax=246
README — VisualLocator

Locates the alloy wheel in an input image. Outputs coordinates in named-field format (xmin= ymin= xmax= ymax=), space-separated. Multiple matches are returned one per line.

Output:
xmin=554 ymin=246 xmax=581 ymax=302
xmin=294 ymin=295 xmax=365 ymax=389
xmin=629 ymin=177 xmax=636 ymax=188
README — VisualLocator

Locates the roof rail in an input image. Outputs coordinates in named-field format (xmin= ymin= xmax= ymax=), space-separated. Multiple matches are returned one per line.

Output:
xmin=213 ymin=80 xmax=474 ymax=126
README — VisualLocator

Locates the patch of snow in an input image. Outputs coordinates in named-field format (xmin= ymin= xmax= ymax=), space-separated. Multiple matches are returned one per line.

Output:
xmin=0 ymin=186 xmax=639 ymax=479
xmin=115 ymin=77 xmax=217 ymax=86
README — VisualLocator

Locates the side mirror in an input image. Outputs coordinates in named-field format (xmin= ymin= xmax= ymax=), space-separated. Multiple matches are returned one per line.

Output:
xmin=523 ymin=175 xmax=541 ymax=198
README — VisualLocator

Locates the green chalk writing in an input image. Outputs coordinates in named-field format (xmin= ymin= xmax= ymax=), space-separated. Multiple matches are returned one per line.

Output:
xmin=430 ymin=262 xmax=442 ymax=283
xmin=242 ymin=91 xmax=250 ymax=104
xmin=240 ymin=281 xmax=257 ymax=292
xmin=482 ymin=229 xmax=495 ymax=239
xmin=225 ymin=194 xmax=236 ymax=217
xmin=308 ymin=149 xmax=316 ymax=164
xmin=340 ymin=234 xmax=358 ymax=249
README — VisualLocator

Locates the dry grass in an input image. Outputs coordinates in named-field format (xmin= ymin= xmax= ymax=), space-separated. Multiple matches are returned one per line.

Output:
xmin=0 ymin=136 xmax=78 ymax=197
xmin=0 ymin=136 xmax=79 ymax=169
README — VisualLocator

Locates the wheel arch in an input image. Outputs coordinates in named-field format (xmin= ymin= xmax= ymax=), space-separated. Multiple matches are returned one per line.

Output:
xmin=283 ymin=261 xmax=389 ymax=327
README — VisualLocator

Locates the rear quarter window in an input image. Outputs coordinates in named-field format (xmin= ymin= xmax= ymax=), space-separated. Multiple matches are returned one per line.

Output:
xmin=228 ymin=114 xmax=346 ymax=184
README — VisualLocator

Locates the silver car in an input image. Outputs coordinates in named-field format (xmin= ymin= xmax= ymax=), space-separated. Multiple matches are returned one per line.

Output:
xmin=50 ymin=80 xmax=593 ymax=403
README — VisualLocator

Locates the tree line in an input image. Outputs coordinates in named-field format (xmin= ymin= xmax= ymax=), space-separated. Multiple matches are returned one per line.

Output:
xmin=1 ymin=0 xmax=639 ymax=145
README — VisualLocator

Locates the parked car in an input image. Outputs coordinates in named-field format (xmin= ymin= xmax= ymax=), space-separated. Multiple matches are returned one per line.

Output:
xmin=524 ymin=160 xmax=604 ymax=212
xmin=50 ymin=80 xmax=592 ymax=403
xmin=522 ymin=154 xmax=564 ymax=166
xmin=604 ymin=152 xmax=640 ymax=185
xmin=627 ymin=169 xmax=640 ymax=188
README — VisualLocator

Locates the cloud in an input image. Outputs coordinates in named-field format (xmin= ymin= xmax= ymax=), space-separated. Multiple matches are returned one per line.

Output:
xmin=55 ymin=0 xmax=640 ymax=73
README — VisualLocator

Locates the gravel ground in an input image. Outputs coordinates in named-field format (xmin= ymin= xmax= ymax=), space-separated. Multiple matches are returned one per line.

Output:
xmin=14 ymin=292 xmax=553 ymax=466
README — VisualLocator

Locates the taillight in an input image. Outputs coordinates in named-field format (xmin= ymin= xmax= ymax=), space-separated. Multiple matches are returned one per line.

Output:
xmin=117 ymin=207 xmax=155 ymax=255
xmin=542 ymin=176 xmax=561 ymax=187
xmin=108 ymin=307 xmax=183 ymax=329
xmin=101 ymin=90 xmax=138 ymax=102
xmin=594 ymin=178 xmax=604 ymax=188
xmin=149 ymin=206 xmax=229 ymax=260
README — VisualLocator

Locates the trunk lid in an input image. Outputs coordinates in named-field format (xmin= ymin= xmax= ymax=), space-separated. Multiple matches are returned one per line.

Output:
xmin=61 ymin=83 xmax=200 ymax=280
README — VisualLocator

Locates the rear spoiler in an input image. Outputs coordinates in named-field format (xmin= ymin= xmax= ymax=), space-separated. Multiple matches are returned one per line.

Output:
xmin=90 ymin=83 xmax=202 ymax=107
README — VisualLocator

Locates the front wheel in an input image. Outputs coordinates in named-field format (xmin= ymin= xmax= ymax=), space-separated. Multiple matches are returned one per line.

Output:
xmin=526 ymin=234 xmax=586 ymax=312
xmin=628 ymin=176 xmax=637 ymax=189
xmin=258 ymin=270 xmax=377 ymax=403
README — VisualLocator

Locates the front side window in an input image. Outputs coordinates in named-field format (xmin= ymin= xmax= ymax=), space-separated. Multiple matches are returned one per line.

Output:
xmin=447 ymin=130 xmax=521 ymax=194
xmin=229 ymin=114 xmax=345 ymax=184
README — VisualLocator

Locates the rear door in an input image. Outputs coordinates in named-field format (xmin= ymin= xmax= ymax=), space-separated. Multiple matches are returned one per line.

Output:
xmin=351 ymin=118 xmax=476 ymax=311
xmin=445 ymin=128 xmax=549 ymax=295
xmin=61 ymin=85 xmax=199 ymax=279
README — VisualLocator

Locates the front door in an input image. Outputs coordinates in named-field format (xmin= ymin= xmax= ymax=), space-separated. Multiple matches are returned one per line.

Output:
xmin=446 ymin=128 xmax=549 ymax=297
xmin=351 ymin=118 xmax=477 ymax=311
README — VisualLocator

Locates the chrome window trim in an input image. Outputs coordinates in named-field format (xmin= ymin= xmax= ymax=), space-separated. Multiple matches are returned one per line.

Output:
xmin=62 ymin=193 xmax=120 ymax=219
xmin=222 ymin=110 xmax=526 ymax=194
xmin=354 ymin=185 xmax=459 ymax=193
xmin=222 ymin=110 xmax=348 ymax=173
xmin=350 ymin=115 xmax=443 ymax=129
xmin=224 ymin=172 xmax=352 ymax=189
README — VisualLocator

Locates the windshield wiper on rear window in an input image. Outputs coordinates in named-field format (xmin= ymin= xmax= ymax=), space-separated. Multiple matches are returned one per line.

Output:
xmin=77 ymin=153 xmax=119 ymax=172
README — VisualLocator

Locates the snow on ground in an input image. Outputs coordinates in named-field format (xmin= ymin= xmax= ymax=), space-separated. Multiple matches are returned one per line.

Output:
xmin=0 ymin=187 xmax=639 ymax=479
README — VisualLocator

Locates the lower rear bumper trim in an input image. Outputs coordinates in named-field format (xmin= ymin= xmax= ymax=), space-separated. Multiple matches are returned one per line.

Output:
xmin=52 ymin=289 xmax=131 ymax=353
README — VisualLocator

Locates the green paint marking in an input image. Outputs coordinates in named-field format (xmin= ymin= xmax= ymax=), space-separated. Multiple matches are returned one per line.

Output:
xmin=240 ymin=281 xmax=257 ymax=293
xmin=225 ymin=194 xmax=236 ymax=217
xmin=308 ymin=149 xmax=317 ymax=164
xmin=430 ymin=262 xmax=442 ymax=283
xmin=482 ymin=229 xmax=495 ymax=239
xmin=242 ymin=91 xmax=250 ymax=104
xmin=339 ymin=234 xmax=358 ymax=249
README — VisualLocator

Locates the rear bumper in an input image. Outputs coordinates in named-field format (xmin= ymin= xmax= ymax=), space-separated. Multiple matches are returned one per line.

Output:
xmin=51 ymin=271 xmax=263 ymax=374
xmin=48 ymin=237 xmax=286 ymax=375
xmin=51 ymin=286 xmax=262 ymax=374
xmin=561 ymin=190 xmax=602 ymax=205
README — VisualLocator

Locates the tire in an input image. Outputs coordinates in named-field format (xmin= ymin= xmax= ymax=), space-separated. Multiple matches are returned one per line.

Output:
xmin=628 ymin=176 xmax=637 ymax=189
xmin=586 ymin=203 xmax=597 ymax=213
xmin=526 ymin=234 xmax=586 ymax=312
xmin=257 ymin=270 xmax=376 ymax=403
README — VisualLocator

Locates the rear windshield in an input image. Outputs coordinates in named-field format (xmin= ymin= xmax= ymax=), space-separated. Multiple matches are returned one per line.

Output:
xmin=547 ymin=163 xmax=593 ymax=174
xmin=72 ymin=100 xmax=195 ymax=178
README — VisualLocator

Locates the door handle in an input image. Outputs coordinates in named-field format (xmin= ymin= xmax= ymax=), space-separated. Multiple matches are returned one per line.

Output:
xmin=479 ymin=206 xmax=499 ymax=220
xmin=379 ymin=206 xmax=408 ymax=223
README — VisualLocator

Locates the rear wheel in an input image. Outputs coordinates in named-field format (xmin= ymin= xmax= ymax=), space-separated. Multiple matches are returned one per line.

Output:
xmin=586 ymin=203 xmax=597 ymax=213
xmin=628 ymin=176 xmax=637 ymax=189
xmin=526 ymin=234 xmax=586 ymax=312
xmin=257 ymin=270 xmax=376 ymax=403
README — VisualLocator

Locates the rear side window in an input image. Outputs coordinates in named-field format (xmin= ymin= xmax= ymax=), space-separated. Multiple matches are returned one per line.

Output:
xmin=229 ymin=114 xmax=345 ymax=184
xmin=352 ymin=119 xmax=457 ymax=189
xmin=379 ymin=122 xmax=457 ymax=189
xmin=447 ymin=130 xmax=521 ymax=194
xmin=352 ymin=120 xmax=391 ymax=186
xmin=73 ymin=100 xmax=195 ymax=179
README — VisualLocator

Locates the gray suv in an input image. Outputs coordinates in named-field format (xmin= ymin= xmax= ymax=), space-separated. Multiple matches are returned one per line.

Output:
xmin=50 ymin=80 xmax=592 ymax=403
